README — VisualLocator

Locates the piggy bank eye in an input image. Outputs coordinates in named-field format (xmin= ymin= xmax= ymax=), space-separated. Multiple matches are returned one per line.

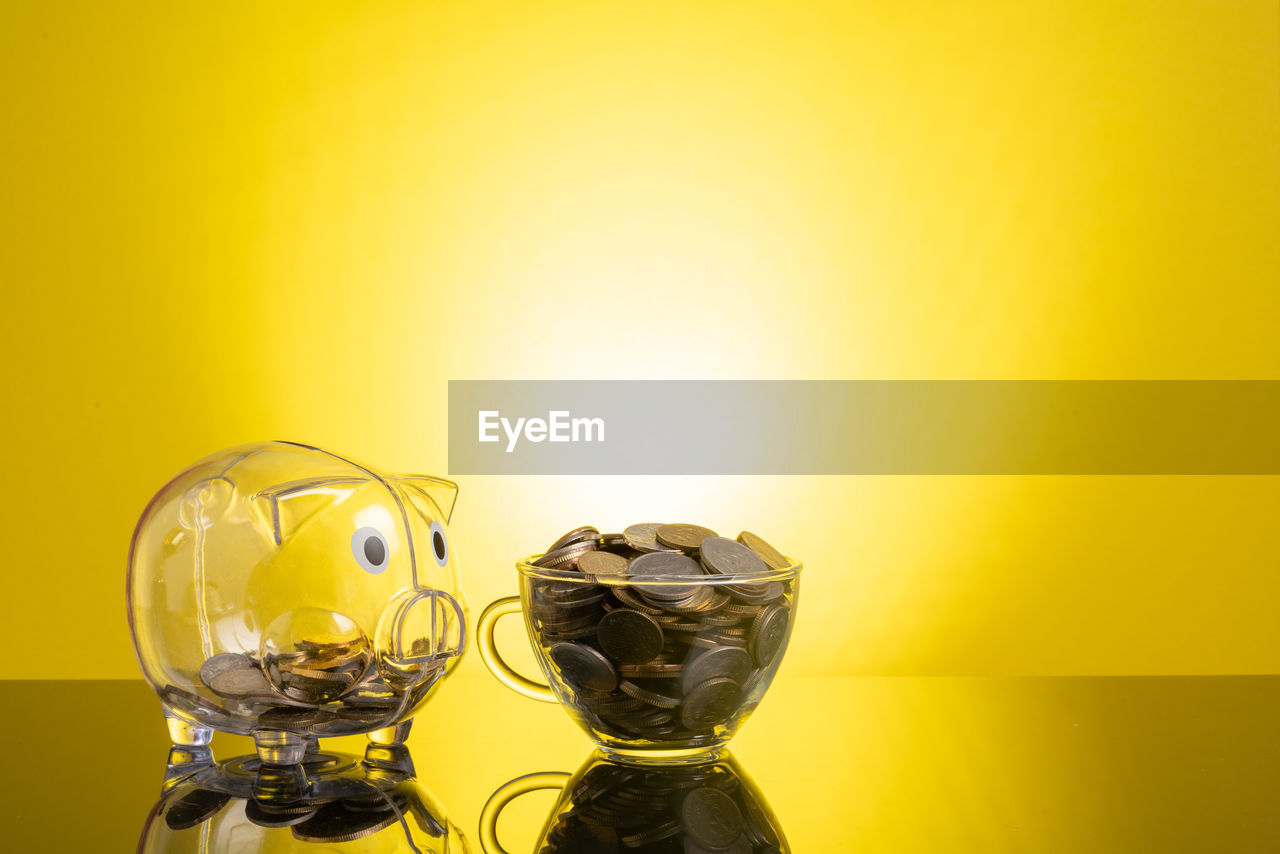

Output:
xmin=429 ymin=521 xmax=450 ymax=567
xmin=352 ymin=527 xmax=389 ymax=574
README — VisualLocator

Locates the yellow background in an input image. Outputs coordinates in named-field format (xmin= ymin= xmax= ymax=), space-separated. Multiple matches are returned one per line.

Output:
xmin=2 ymin=0 xmax=1278 ymax=679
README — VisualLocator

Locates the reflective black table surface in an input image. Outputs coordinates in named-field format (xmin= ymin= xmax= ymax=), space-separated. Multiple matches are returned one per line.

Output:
xmin=2 ymin=674 xmax=1277 ymax=851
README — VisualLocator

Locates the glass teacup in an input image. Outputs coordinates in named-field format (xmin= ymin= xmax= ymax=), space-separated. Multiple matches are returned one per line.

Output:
xmin=479 ymin=533 xmax=801 ymax=764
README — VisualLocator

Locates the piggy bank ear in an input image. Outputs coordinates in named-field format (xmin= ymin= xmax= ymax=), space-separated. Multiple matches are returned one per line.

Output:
xmin=393 ymin=475 xmax=458 ymax=523
xmin=253 ymin=476 xmax=369 ymax=546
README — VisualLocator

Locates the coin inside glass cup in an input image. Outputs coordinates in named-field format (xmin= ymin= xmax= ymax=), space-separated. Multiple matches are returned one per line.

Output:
xmin=748 ymin=605 xmax=789 ymax=667
xmin=735 ymin=531 xmax=790 ymax=571
xmin=655 ymin=523 xmax=719 ymax=553
xmin=550 ymin=642 xmax=619 ymax=692
xmin=626 ymin=551 xmax=702 ymax=597
xmin=597 ymin=608 xmax=665 ymax=664
xmin=700 ymin=536 xmax=769 ymax=576
xmin=681 ymin=677 xmax=743 ymax=730
xmin=727 ymin=580 xmax=785 ymax=605
xmin=578 ymin=549 xmax=630 ymax=577
xmin=546 ymin=525 xmax=600 ymax=553
xmin=623 ymin=522 xmax=671 ymax=553
xmin=681 ymin=645 xmax=753 ymax=694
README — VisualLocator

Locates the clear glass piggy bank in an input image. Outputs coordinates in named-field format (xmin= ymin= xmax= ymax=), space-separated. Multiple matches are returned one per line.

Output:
xmin=128 ymin=442 xmax=467 ymax=765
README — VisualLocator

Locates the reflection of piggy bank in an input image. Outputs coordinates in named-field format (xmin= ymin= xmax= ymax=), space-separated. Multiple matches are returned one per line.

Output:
xmin=128 ymin=442 xmax=467 ymax=765
xmin=139 ymin=748 xmax=470 ymax=853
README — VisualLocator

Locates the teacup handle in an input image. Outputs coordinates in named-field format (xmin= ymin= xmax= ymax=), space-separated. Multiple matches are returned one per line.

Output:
xmin=478 ymin=771 xmax=571 ymax=854
xmin=478 ymin=596 xmax=557 ymax=703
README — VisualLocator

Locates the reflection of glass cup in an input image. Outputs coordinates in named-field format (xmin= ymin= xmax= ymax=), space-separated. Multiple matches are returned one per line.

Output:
xmin=479 ymin=553 xmax=801 ymax=763
xmin=138 ymin=745 xmax=469 ymax=853
xmin=479 ymin=750 xmax=789 ymax=854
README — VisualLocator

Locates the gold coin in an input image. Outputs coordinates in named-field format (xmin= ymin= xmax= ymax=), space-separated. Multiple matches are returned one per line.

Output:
xmin=735 ymin=531 xmax=789 ymax=570
xmin=578 ymin=550 xmax=629 ymax=577
xmin=655 ymin=523 xmax=718 ymax=553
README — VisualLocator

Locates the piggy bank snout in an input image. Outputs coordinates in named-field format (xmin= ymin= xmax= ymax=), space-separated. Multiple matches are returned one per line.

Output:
xmin=375 ymin=588 xmax=466 ymax=686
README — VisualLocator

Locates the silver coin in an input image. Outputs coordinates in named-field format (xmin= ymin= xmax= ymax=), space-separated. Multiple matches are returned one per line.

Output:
xmin=208 ymin=667 xmax=273 ymax=699
xmin=627 ymin=551 xmax=702 ymax=598
xmin=199 ymin=652 xmax=256 ymax=689
xmin=682 ymin=645 xmax=753 ymax=694
xmin=612 ymin=587 xmax=666 ymax=615
xmin=680 ymin=677 xmax=742 ymax=730
xmin=546 ymin=525 xmax=601 ymax=553
xmin=657 ymin=585 xmax=725 ymax=612
xmin=699 ymin=536 xmax=769 ymax=577
xmin=533 ymin=540 xmax=598 ymax=568
xmin=727 ymin=581 xmax=785 ymax=605
xmin=258 ymin=706 xmax=336 ymax=729
xmin=623 ymin=522 xmax=673 ymax=553
xmin=550 ymin=641 xmax=619 ymax=692
xmin=597 ymin=609 xmax=665 ymax=664
xmin=748 ymin=605 xmax=790 ymax=667
xmin=619 ymin=679 xmax=682 ymax=709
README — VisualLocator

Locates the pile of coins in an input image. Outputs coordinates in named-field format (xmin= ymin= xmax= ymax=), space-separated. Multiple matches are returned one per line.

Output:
xmin=539 ymin=760 xmax=784 ymax=853
xmin=264 ymin=633 xmax=373 ymax=703
xmin=528 ymin=523 xmax=796 ymax=745
xmin=168 ymin=637 xmax=406 ymax=733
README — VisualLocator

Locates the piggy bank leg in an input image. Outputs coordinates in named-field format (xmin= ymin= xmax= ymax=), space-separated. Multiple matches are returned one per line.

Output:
xmin=162 ymin=708 xmax=214 ymax=788
xmin=363 ymin=719 xmax=415 ymax=774
xmin=252 ymin=729 xmax=308 ymax=765
xmin=164 ymin=707 xmax=213 ymax=747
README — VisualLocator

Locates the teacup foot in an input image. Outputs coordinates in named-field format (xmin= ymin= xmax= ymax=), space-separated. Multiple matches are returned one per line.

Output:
xmin=594 ymin=742 xmax=727 ymax=767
